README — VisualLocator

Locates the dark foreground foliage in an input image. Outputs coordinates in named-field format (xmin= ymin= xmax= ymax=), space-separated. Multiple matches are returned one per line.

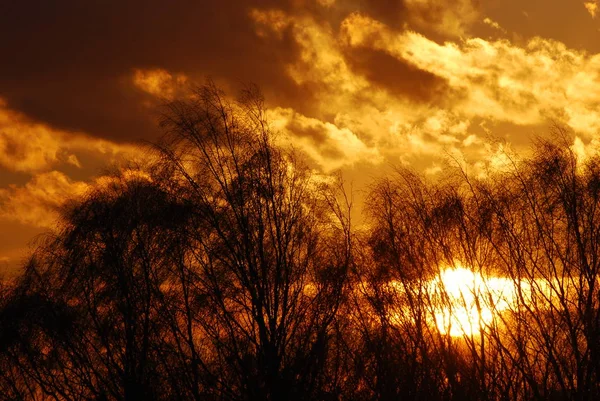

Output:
xmin=1 ymin=84 xmax=600 ymax=401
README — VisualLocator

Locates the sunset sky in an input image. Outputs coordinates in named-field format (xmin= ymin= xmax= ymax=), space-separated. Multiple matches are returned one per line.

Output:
xmin=2 ymin=0 xmax=600 ymax=272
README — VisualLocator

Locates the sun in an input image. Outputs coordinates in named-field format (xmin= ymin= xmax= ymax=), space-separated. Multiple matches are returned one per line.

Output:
xmin=428 ymin=265 xmax=515 ymax=337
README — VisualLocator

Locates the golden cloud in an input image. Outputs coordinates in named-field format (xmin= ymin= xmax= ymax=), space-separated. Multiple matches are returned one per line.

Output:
xmin=404 ymin=0 xmax=480 ymax=37
xmin=0 ymin=167 xmax=155 ymax=230
xmin=249 ymin=9 xmax=600 ymax=176
xmin=249 ymin=10 xmax=487 ymax=172
xmin=250 ymin=9 xmax=369 ymax=97
xmin=0 ymin=171 xmax=89 ymax=229
xmin=584 ymin=1 xmax=598 ymax=18
xmin=132 ymin=68 xmax=188 ymax=100
xmin=0 ymin=100 xmax=141 ymax=173
xmin=340 ymin=13 xmax=600 ymax=136
xmin=268 ymin=107 xmax=382 ymax=171
xmin=483 ymin=17 xmax=506 ymax=33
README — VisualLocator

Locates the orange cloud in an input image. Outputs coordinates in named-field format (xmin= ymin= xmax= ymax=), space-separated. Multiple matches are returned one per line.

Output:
xmin=250 ymin=9 xmax=369 ymax=96
xmin=0 ymin=167 xmax=155 ymax=230
xmin=584 ymin=1 xmax=598 ymax=18
xmin=404 ymin=0 xmax=480 ymax=37
xmin=0 ymin=171 xmax=89 ymax=229
xmin=132 ymin=68 xmax=188 ymax=100
xmin=315 ymin=0 xmax=335 ymax=7
xmin=483 ymin=17 xmax=506 ymax=33
xmin=251 ymin=10 xmax=482 ymax=170
xmin=0 ymin=100 xmax=141 ymax=173
xmin=248 ymin=8 xmax=600 ymax=177
xmin=268 ymin=107 xmax=382 ymax=171
xmin=340 ymin=13 xmax=600 ymax=136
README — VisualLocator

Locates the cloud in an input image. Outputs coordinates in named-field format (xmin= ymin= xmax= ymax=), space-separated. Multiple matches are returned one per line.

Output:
xmin=133 ymin=69 xmax=188 ymax=101
xmin=340 ymin=13 xmax=600 ymax=136
xmin=403 ymin=0 xmax=480 ymax=37
xmin=0 ymin=171 xmax=89 ymax=228
xmin=0 ymin=0 xmax=303 ymax=142
xmin=1 ymin=1 xmax=600 ymax=191
xmin=0 ymin=167 xmax=154 ymax=230
xmin=346 ymin=0 xmax=480 ymax=39
xmin=584 ymin=1 xmax=598 ymax=18
xmin=4 ymin=0 xmax=600 ymax=275
xmin=316 ymin=0 xmax=335 ymax=7
xmin=0 ymin=100 xmax=141 ymax=173
xmin=342 ymin=44 xmax=450 ymax=104
xmin=247 ymin=9 xmax=483 ymax=176
xmin=268 ymin=107 xmax=382 ymax=171
xmin=571 ymin=135 xmax=600 ymax=169
xmin=483 ymin=18 xmax=506 ymax=33
xmin=3 ymin=1 xmax=594 ymax=178
xmin=93 ymin=169 xmax=153 ymax=190
xmin=250 ymin=10 xmax=367 ymax=95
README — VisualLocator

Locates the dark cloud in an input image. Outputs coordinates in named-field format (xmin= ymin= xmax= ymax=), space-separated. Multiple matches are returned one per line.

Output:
xmin=0 ymin=0 xmax=487 ymax=145
xmin=0 ymin=0 xmax=302 ymax=142
xmin=344 ymin=47 xmax=451 ymax=104
xmin=353 ymin=0 xmax=409 ymax=29
xmin=349 ymin=0 xmax=480 ymax=39
xmin=287 ymin=117 xmax=329 ymax=144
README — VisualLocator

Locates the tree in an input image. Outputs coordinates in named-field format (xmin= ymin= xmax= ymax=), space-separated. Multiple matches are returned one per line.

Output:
xmin=5 ymin=81 xmax=600 ymax=401
xmin=155 ymin=83 xmax=351 ymax=400
xmin=362 ymin=131 xmax=600 ymax=401
xmin=0 ymin=175 xmax=194 ymax=401
xmin=0 ymin=83 xmax=351 ymax=401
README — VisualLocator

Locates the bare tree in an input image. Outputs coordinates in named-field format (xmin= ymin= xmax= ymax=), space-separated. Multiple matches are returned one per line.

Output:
xmin=4 ymin=82 xmax=600 ymax=401
xmin=155 ymin=82 xmax=351 ymax=401
xmin=362 ymin=131 xmax=600 ymax=401
xmin=0 ymin=83 xmax=351 ymax=401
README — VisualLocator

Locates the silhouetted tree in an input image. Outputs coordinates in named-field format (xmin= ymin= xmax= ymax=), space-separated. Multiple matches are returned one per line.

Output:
xmin=0 ymin=83 xmax=351 ymax=401
xmin=362 ymin=130 xmax=600 ymax=401
xmin=0 ymin=175 xmax=195 ymax=401
xmin=155 ymin=83 xmax=352 ymax=401
xmin=4 ymin=82 xmax=600 ymax=401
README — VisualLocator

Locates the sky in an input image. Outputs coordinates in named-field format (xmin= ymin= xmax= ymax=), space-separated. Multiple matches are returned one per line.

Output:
xmin=1 ymin=0 xmax=600 ymax=273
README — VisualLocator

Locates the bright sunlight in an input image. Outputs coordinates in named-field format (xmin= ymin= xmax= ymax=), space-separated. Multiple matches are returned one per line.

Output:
xmin=428 ymin=265 xmax=518 ymax=337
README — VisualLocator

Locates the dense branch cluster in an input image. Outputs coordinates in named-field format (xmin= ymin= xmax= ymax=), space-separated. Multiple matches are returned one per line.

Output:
xmin=1 ymin=84 xmax=600 ymax=401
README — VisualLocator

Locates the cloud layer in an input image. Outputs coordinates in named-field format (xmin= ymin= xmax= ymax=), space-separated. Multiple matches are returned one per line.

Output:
xmin=2 ymin=0 xmax=600 ymax=267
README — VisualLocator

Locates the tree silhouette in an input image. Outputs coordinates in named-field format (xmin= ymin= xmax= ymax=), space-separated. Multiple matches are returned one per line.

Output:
xmin=154 ymin=83 xmax=353 ymax=400
xmin=360 ymin=131 xmax=600 ymax=401
xmin=0 ymin=83 xmax=351 ymax=401
xmin=2 ymin=84 xmax=600 ymax=401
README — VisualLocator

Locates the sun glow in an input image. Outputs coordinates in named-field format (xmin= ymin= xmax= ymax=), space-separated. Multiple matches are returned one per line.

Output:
xmin=383 ymin=263 xmax=563 ymax=338
xmin=429 ymin=266 xmax=517 ymax=337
